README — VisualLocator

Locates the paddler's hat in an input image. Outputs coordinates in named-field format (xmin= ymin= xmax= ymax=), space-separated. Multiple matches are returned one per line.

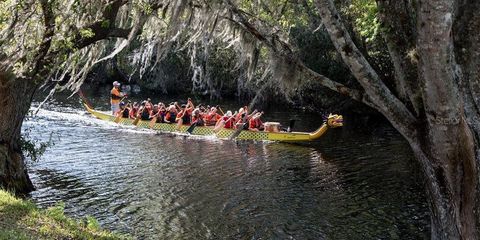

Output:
xmin=113 ymin=81 xmax=120 ymax=86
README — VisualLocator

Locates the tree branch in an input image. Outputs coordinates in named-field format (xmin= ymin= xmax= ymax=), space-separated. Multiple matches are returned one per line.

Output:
xmin=73 ymin=1 xmax=162 ymax=49
xmin=376 ymin=0 xmax=422 ymax=115
xmin=73 ymin=0 xmax=129 ymax=49
xmin=30 ymin=0 xmax=55 ymax=80
xmin=314 ymin=0 xmax=418 ymax=139
xmin=222 ymin=0 xmax=365 ymax=103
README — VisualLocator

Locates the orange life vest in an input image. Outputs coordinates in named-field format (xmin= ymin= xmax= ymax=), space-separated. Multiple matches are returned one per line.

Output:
xmin=110 ymin=88 xmax=122 ymax=104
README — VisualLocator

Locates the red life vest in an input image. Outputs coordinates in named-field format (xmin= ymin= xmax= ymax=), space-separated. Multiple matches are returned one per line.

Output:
xmin=249 ymin=118 xmax=262 ymax=129
xmin=222 ymin=116 xmax=234 ymax=128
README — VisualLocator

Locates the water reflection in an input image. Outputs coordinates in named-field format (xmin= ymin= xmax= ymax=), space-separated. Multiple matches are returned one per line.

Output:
xmin=25 ymin=100 xmax=429 ymax=239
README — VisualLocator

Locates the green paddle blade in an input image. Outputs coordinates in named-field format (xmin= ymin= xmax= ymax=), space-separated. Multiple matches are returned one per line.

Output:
xmin=186 ymin=122 xmax=197 ymax=134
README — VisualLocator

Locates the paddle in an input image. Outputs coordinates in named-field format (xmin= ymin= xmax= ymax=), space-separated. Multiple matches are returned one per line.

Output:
xmin=228 ymin=109 xmax=258 ymax=140
xmin=132 ymin=115 xmax=141 ymax=126
xmin=214 ymin=111 xmax=237 ymax=132
xmin=186 ymin=110 xmax=204 ymax=134
xmin=132 ymin=106 xmax=144 ymax=126
xmin=113 ymin=97 xmax=128 ymax=123
xmin=186 ymin=121 xmax=198 ymax=134
xmin=217 ymin=105 xmax=225 ymax=115
xmin=114 ymin=113 xmax=123 ymax=123
xmin=149 ymin=116 xmax=157 ymax=128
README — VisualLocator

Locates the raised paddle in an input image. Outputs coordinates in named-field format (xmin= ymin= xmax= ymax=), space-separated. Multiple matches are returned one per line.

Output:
xmin=217 ymin=106 xmax=225 ymax=115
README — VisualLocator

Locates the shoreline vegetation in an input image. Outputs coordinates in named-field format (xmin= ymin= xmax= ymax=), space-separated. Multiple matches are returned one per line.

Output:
xmin=0 ymin=190 xmax=128 ymax=240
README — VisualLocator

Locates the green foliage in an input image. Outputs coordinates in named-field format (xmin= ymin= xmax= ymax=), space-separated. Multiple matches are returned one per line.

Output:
xmin=20 ymin=125 xmax=55 ymax=162
xmin=0 ymin=189 xmax=130 ymax=240
xmin=79 ymin=28 xmax=95 ymax=39
xmin=343 ymin=0 xmax=379 ymax=43
xmin=239 ymin=0 xmax=310 ymax=30
xmin=86 ymin=216 xmax=101 ymax=231
xmin=45 ymin=202 xmax=67 ymax=222
xmin=0 ymin=2 xmax=9 ymax=31
xmin=101 ymin=20 xmax=111 ymax=28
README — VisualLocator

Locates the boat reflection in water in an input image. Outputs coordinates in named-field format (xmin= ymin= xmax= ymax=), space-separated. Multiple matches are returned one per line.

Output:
xmin=25 ymin=101 xmax=429 ymax=239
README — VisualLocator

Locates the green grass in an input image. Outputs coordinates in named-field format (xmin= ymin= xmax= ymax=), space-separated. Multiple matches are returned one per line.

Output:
xmin=0 ymin=189 xmax=130 ymax=240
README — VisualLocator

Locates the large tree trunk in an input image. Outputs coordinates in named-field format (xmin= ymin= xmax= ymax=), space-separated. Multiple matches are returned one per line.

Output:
xmin=315 ymin=0 xmax=480 ymax=238
xmin=409 ymin=127 xmax=478 ymax=239
xmin=416 ymin=0 xmax=479 ymax=237
xmin=0 ymin=71 xmax=36 ymax=193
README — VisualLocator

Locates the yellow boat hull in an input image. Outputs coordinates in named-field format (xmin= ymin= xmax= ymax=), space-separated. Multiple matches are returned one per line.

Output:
xmin=83 ymin=104 xmax=340 ymax=142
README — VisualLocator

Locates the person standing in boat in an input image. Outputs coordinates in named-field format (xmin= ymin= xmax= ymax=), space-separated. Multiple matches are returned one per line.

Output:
xmin=110 ymin=81 xmax=126 ymax=114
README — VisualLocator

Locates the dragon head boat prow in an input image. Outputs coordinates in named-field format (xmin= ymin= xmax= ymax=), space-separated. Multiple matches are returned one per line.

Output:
xmin=326 ymin=114 xmax=343 ymax=128
xmin=308 ymin=113 xmax=343 ymax=140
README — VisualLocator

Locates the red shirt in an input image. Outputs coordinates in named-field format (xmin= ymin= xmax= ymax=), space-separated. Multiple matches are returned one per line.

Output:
xmin=192 ymin=113 xmax=204 ymax=123
xmin=249 ymin=118 xmax=263 ymax=130
xmin=222 ymin=116 xmax=234 ymax=129
xmin=205 ymin=112 xmax=221 ymax=126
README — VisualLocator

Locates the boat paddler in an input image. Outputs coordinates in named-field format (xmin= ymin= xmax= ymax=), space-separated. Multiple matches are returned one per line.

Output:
xmin=116 ymin=101 xmax=130 ymax=118
xmin=176 ymin=98 xmax=194 ymax=127
xmin=204 ymin=107 xmax=222 ymax=126
xmin=248 ymin=112 xmax=264 ymax=131
xmin=110 ymin=81 xmax=126 ymax=114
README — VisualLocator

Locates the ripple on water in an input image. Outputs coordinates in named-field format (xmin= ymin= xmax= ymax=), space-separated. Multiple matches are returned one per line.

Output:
xmin=26 ymin=103 xmax=429 ymax=239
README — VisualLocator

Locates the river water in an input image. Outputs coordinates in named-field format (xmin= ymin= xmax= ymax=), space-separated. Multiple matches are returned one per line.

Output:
xmin=24 ymin=93 xmax=429 ymax=239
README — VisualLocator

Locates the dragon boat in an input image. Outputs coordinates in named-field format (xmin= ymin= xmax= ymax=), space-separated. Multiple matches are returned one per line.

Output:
xmin=83 ymin=102 xmax=343 ymax=142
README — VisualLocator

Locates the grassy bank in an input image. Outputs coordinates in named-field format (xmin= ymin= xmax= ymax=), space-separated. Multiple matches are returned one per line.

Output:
xmin=0 ymin=190 xmax=129 ymax=240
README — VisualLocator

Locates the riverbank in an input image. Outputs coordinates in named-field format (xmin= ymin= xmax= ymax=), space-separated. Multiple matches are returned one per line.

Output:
xmin=0 ymin=190 xmax=128 ymax=240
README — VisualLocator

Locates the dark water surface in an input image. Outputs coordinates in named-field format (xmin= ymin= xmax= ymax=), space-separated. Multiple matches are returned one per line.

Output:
xmin=24 ymin=95 xmax=429 ymax=239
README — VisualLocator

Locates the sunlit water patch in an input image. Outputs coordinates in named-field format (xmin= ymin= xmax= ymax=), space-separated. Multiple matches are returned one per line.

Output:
xmin=25 ymin=101 xmax=430 ymax=239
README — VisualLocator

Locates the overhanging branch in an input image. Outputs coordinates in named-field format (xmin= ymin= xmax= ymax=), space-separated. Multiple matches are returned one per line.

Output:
xmin=222 ymin=0 xmax=365 ymax=103
xmin=30 ymin=0 xmax=55 ymax=80
xmin=314 ymin=0 xmax=418 ymax=138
